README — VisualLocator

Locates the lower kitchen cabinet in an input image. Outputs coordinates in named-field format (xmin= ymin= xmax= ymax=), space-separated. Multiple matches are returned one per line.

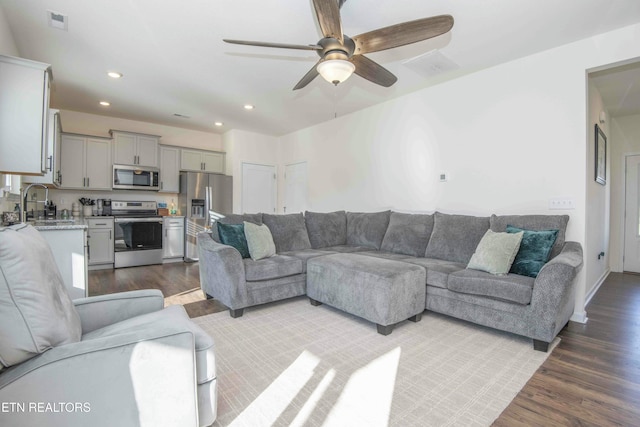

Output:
xmin=36 ymin=226 xmax=88 ymax=299
xmin=163 ymin=216 xmax=184 ymax=262
xmin=87 ymin=217 xmax=114 ymax=270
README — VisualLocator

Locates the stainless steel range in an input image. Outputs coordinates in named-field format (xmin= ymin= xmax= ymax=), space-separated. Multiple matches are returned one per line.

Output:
xmin=112 ymin=200 xmax=163 ymax=268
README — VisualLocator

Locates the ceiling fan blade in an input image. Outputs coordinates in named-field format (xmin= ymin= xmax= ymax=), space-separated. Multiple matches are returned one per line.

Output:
xmin=352 ymin=15 xmax=454 ymax=55
xmin=293 ymin=61 xmax=321 ymax=90
xmin=351 ymin=55 xmax=397 ymax=87
xmin=312 ymin=0 xmax=343 ymax=44
xmin=223 ymin=39 xmax=322 ymax=51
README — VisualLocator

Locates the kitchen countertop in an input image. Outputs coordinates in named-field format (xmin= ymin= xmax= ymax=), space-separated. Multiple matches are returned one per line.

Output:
xmin=31 ymin=220 xmax=88 ymax=231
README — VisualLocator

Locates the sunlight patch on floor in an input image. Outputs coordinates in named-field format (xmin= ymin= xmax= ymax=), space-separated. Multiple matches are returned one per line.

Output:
xmin=228 ymin=350 xmax=320 ymax=427
xmin=163 ymin=287 xmax=204 ymax=307
xmin=290 ymin=368 xmax=336 ymax=427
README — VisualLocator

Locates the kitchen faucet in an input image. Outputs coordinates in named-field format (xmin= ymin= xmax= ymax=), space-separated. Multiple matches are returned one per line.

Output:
xmin=20 ymin=183 xmax=49 ymax=223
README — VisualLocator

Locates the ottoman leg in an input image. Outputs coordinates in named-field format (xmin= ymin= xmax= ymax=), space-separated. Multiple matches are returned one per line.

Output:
xmin=309 ymin=298 xmax=323 ymax=306
xmin=408 ymin=313 xmax=422 ymax=323
xmin=377 ymin=324 xmax=394 ymax=336
xmin=229 ymin=308 xmax=244 ymax=318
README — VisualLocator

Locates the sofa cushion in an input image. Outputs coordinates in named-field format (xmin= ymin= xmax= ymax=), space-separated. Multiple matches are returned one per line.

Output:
xmin=244 ymin=221 xmax=276 ymax=261
xmin=280 ymin=249 xmax=335 ymax=273
xmin=212 ymin=213 xmax=263 ymax=242
xmin=263 ymin=213 xmax=312 ymax=253
xmin=447 ymin=269 xmax=535 ymax=305
xmin=425 ymin=212 xmax=490 ymax=264
xmin=305 ymin=211 xmax=347 ymax=248
xmin=346 ymin=210 xmax=391 ymax=250
xmin=506 ymin=226 xmax=559 ymax=278
xmin=83 ymin=304 xmax=215 ymax=384
xmin=243 ymin=255 xmax=303 ymax=281
xmin=490 ymin=214 xmax=568 ymax=259
xmin=0 ymin=224 xmax=82 ymax=368
xmin=217 ymin=222 xmax=250 ymax=258
xmin=467 ymin=230 xmax=523 ymax=275
xmin=402 ymin=257 xmax=466 ymax=288
xmin=380 ymin=212 xmax=434 ymax=257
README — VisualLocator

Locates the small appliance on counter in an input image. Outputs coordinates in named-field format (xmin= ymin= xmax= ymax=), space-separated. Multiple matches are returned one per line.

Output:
xmin=45 ymin=200 xmax=57 ymax=219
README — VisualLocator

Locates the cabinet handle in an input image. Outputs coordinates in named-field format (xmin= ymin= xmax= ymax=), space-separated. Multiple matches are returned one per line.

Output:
xmin=83 ymin=177 xmax=86 ymax=187
xmin=109 ymin=230 xmax=112 ymax=240
xmin=87 ymin=177 xmax=90 ymax=187
xmin=161 ymin=182 xmax=163 ymax=190
xmin=95 ymin=223 xmax=107 ymax=226
xmin=47 ymin=155 xmax=52 ymax=172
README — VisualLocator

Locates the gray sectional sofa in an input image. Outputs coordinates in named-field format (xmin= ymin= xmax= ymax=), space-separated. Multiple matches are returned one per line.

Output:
xmin=197 ymin=210 xmax=583 ymax=351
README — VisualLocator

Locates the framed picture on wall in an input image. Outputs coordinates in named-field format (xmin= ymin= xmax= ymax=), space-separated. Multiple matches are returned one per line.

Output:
xmin=595 ymin=124 xmax=607 ymax=185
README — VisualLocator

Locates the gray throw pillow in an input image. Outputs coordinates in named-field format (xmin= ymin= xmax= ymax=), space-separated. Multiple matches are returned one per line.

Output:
xmin=467 ymin=230 xmax=524 ymax=275
xmin=262 ymin=213 xmax=312 ymax=253
xmin=305 ymin=211 xmax=347 ymax=248
xmin=244 ymin=221 xmax=276 ymax=261
xmin=425 ymin=212 xmax=490 ymax=263
xmin=0 ymin=224 xmax=82 ymax=368
xmin=346 ymin=211 xmax=391 ymax=249
xmin=380 ymin=212 xmax=434 ymax=257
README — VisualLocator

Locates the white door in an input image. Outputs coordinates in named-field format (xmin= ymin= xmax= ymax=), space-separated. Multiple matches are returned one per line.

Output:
xmin=624 ymin=155 xmax=640 ymax=272
xmin=284 ymin=162 xmax=308 ymax=214
xmin=242 ymin=163 xmax=276 ymax=214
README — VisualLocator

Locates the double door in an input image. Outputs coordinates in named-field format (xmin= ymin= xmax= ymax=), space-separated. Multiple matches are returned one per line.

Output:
xmin=112 ymin=131 xmax=159 ymax=167
xmin=60 ymin=134 xmax=112 ymax=190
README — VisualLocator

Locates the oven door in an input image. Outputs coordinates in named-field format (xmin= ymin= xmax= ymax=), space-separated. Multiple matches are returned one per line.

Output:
xmin=114 ymin=217 xmax=163 ymax=252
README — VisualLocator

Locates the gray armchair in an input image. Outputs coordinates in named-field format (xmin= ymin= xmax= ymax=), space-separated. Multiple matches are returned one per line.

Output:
xmin=0 ymin=224 xmax=216 ymax=427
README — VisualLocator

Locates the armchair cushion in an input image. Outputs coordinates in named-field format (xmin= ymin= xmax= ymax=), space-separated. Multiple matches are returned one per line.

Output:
xmin=0 ymin=224 xmax=81 ymax=368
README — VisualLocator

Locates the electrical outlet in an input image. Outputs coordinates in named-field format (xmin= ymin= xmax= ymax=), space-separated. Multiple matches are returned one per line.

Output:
xmin=549 ymin=197 xmax=575 ymax=210
xmin=439 ymin=173 xmax=448 ymax=182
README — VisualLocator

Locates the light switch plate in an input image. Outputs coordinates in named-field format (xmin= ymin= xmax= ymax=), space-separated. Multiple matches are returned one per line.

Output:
xmin=549 ymin=197 xmax=575 ymax=210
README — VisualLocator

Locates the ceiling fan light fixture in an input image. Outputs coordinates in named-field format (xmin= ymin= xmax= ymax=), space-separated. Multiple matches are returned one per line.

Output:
xmin=317 ymin=59 xmax=355 ymax=86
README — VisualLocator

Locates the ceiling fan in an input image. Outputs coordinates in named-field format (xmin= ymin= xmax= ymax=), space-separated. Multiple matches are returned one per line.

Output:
xmin=223 ymin=0 xmax=454 ymax=90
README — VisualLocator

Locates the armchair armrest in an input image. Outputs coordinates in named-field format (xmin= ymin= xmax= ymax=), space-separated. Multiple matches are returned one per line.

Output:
xmin=197 ymin=232 xmax=248 ymax=309
xmin=528 ymin=241 xmax=584 ymax=342
xmin=0 ymin=325 xmax=199 ymax=427
xmin=73 ymin=289 xmax=165 ymax=334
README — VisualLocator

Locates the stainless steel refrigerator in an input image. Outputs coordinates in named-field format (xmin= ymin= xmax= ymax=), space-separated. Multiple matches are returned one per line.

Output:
xmin=179 ymin=172 xmax=233 ymax=261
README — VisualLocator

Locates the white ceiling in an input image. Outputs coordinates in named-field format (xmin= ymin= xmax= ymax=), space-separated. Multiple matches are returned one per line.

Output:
xmin=2 ymin=0 xmax=640 ymax=136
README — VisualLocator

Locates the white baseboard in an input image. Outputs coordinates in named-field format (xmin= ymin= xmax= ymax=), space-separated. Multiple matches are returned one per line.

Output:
xmin=570 ymin=268 xmax=610 ymax=325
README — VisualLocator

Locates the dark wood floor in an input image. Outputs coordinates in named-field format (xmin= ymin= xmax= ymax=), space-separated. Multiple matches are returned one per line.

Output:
xmin=89 ymin=266 xmax=640 ymax=426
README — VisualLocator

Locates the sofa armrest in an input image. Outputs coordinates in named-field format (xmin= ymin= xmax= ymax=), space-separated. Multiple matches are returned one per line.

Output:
xmin=528 ymin=241 xmax=584 ymax=342
xmin=197 ymin=232 xmax=248 ymax=309
xmin=0 ymin=326 xmax=199 ymax=427
xmin=73 ymin=289 xmax=165 ymax=334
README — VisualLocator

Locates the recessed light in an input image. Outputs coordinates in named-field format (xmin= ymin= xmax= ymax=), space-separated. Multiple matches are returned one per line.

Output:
xmin=99 ymin=101 xmax=110 ymax=106
xmin=214 ymin=122 xmax=223 ymax=127
xmin=243 ymin=104 xmax=255 ymax=110
xmin=107 ymin=71 xmax=122 ymax=79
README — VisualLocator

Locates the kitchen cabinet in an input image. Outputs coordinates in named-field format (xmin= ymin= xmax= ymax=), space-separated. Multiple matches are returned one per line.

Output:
xmin=180 ymin=148 xmax=225 ymax=173
xmin=163 ymin=216 xmax=184 ymax=262
xmin=86 ymin=217 xmax=114 ymax=269
xmin=159 ymin=145 xmax=180 ymax=192
xmin=0 ymin=55 xmax=51 ymax=175
xmin=111 ymin=130 xmax=159 ymax=167
xmin=22 ymin=109 xmax=62 ymax=186
xmin=60 ymin=133 xmax=112 ymax=190
xmin=36 ymin=226 xmax=88 ymax=299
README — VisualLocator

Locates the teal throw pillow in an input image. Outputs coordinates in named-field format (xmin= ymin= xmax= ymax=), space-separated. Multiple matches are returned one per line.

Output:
xmin=506 ymin=225 xmax=559 ymax=278
xmin=217 ymin=222 xmax=250 ymax=258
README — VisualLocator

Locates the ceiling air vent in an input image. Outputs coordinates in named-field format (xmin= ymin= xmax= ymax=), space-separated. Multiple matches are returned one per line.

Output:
xmin=403 ymin=50 xmax=459 ymax=78
xmin=173 ymin=113 xmax=191 ymax=119
xmin=47 ymin=10 xmax=68 ymax=31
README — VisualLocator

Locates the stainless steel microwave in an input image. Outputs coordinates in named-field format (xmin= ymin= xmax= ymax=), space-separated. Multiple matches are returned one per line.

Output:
xmin=113 ymin=164 xmax=160 ymax=191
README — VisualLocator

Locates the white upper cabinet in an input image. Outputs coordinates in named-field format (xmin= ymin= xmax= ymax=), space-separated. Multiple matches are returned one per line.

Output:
xmin=111 ymin=130 xmax=159 ymax=167
xmin=159 ymin=145 xmax=180 ymax=193
xmin=0 ymin=55 xmax=51 ymax=175
xmin=23 ymin=109 xmax=61 ymax=186
xmin=59 ymin=133 xmax=112 ymax=190
xmin=180 ymin=148 xmax=225 ymax=174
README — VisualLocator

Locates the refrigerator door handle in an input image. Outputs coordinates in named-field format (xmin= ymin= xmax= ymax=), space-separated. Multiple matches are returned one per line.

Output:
xmin=205 ymin=185 xmax=211 ymax=228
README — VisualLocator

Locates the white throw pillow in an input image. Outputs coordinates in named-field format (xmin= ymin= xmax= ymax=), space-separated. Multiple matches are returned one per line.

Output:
xmin=243 ymin=221 xmax=276 ymax=261
xmin=467 ymin=229 xmax=523 ymax=275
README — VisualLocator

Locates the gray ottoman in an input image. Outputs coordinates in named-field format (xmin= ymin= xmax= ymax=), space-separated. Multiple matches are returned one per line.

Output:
xmin=307 ymin=253 xmax=426 ymax=335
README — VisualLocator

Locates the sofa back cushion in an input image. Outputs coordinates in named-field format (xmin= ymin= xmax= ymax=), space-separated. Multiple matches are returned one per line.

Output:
xmin=346 ymin=211 xmax=391 ymax=250
xmin=262 ymin=213 xmax=312 ymax=253
xmin=305 ymin=211 xmax=347 ymax=248
xmin=0 ymin=224 xmax=82 ymax=368
xmin=425 ymin=212 xmax=490 ymax=263
xmin=490 ymin=214 xmax=568 ymax=259
xmin=211 ymin=213 xmax=263 ymax=242
xmin=380 ymin=212 xmax=434 ymax=257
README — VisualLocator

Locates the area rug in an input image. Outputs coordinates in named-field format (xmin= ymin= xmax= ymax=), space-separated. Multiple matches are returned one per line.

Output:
xmin=194 ymin=297 xmax=557 ymax=427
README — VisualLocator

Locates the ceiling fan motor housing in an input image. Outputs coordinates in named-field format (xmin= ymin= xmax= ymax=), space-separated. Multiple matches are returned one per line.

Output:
xmin=317 ymin=35 xmax=355 ymax=60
